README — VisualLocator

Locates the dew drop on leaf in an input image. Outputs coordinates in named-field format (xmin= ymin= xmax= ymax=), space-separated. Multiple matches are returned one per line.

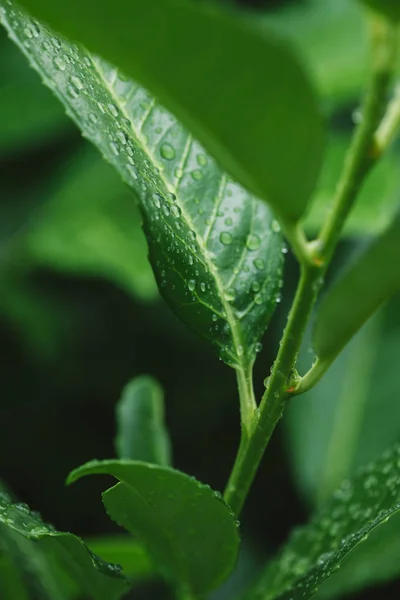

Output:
xmin=220 ymin=232 xmax=233 ymax=246
xmin=246 ymin=234 xmax=261 ymax=251
xmin=53 ymin=56 xmax=66 ymax=71
xmin=160 ymin=142 xmax=176 ymax=160
xmin=188 ymin=279 xmax=196 ymax=291
xmin=191 ymin=169 xmax=203 ymax=181
xmin=254 ymin=258 xmax=265 ymax=271
xmin=224 ymin=288 xmax=236 ymax=302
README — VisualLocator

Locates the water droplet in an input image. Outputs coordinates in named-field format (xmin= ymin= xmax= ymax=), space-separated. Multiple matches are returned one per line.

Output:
xmin=107 ymin=103 xmax=119 ymax=117
xmin=246 ymin=234 xmax=261 ymax=251
xmin=66 ymin=85 xmax=79 ymax=99
xmin=276 ymin=293 xmax=282 ymax=303
xmin=70 ymin=75 xmax=84 ymax=90
xmin=254 ymin=293 xmax=263 ymax=305
xmin=162 ymin=204 xmax=170 ymax=217
xmin=116 ymin=130 xmax=128 ymax=145
xmin=191 ymin=169 xmax=203 ymax=181
xmin=109 ymin=141 xmax=119 ymax=156
xmin=196 ymin=154 xmax=208 ymax=167
xmin=237 ymin=345 xmax=244 ymax=357
xmin=171 ymin=205 xmax=181 ymax=218
xmin=251 ymin=281 xmax=261 ymax=293
xmin=255 ymin=342 xmax=263 ymax=353
xmin=24 ymin=23 xmax=39 ymax=38
xmin=188 ymin=256 xmax=194 ymax=266
xmin=254 ymin=258 xmax=265 ymax=270
xmin=160 ymin=142 xmax=176 ymax=160
xmin=220 ymin=232 xmax=233 ymax=245
xmin=212 ymin=314 xmax=218 ymax=322
xmin=224 ymin=217 xmax=233 ymax=226
xmin=53 ymin=56 xmax=66 ymax=71
xmin=188 ymin=280 xmax=196 ymax=291
xmin=352 ymin=108 xmax=363 ymax=124
xmin=127 ymin=164 xmax=138 ymax=180
xmin=152 ymin=193 xmax=162 ymax=209
xmin=200 ymin=282 xmax=206 ymax=292
xmin=272 ymin=220 xmax=281 ymax=233
xmin=224 ymin=288 xmax=236 ymax=302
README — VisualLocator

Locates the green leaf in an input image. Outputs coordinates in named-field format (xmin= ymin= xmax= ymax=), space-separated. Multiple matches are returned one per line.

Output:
xmin=0 ymin=492 xmax=127 ymax=600
xmin=285 ymin=301 xmax=400 ymax=598
xmin=0 ymin=2 xmax=284 ymax=374
xmin=304 ymin=133 xmax=400 ymax=237
xmin=86 ymin=535 xmax=154 ymax=582
xmin=245 ymin=443 xmax=400 ymax=600
xmin=115 ymin=375 xmax=172 ymax=465
xmin=14 ymin=0 xmax=324 ymax=222
xmin=25 ymin=146 xmax=157 ymax=302
xmin=68 ymin=460 xmax=240 ymax=595
xmin=362 ymin=0 xmax=400 ymax=22
xmin=314 ymin=212 xmax=400 ymax=368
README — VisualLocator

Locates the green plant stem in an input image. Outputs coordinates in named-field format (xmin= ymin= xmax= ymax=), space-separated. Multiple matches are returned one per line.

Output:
xmin=317 ymin=15 xmax=398 ymax=263
xmin=224 ymin=262 xmax=322 ymax=515
xmin=223 ymin=14 xmax=399 ymax=517
xmin=236 ymin=367 xmax=257 ymax=435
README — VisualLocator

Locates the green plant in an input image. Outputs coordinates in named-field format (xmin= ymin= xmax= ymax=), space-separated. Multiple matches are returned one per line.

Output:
xmin=1 ymin=0 xmax=400 ymax=599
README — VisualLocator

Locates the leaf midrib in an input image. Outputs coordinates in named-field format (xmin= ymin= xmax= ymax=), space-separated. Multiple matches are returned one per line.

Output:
xmin=93 ymin=59 xmax=248 ymax=371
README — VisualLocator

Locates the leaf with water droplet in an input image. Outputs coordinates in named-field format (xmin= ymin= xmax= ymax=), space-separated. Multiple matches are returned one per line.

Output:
xmin=0 ymin=2 xmax=284 ymax=378
xmin=12 ymin=0 xmax=324 ymax=221
xmin=115 ymin=375 xmax=171 ymax=466
xmin=67 ymin=460 xmax=240 ymax=595
xmin=313 ymin=212 xmax=400 ymax=372
xmin=0 ymin=493 xmax=127 ymax=599
xmin=245 ymin=443 xmax=400 ymax=600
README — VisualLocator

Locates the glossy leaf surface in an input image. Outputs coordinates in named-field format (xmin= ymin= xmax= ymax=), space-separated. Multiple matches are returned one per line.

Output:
xmin=115 ymin=375 xmax=171 ymax=465
xmin=314 ymin=212 xmax=400 ymax=365
xmin=25 ymin=147 xmax=157 ymax=302
xmin=15 ymin=0 xmax=324 ymax=221
xmin=246 ymin=444 xmax=400 ymax=600
xmin=68 ymin=460 xmax=240 ymax=595
xmin=0 ymin=492 xmax=127 ymax=600
xmin=0 ymin=1 xmax=284 ymax=373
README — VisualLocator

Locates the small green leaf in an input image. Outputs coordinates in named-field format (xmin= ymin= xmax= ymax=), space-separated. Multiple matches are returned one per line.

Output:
xmin=86 ymin=535 xmax=154 ymax=582
xmin=68 ymin=460 xmax=240 ymax=595
xmin=25 ymin=147 xmax=157 ymax=302
xmin=0 ymin=492 xmax=127 ymax=600
xmin=0 ymin=2 xmax=284 ymax=374
xmin=246 ymin=443 xmax=400 ymax=600
xmin=314 ymin=212 xmax=400 ymax=367
xmin=362 ymin=0 xmax=400 ymax=22
xmin=15 ymin=0 xmax=324 ymax=221
xmin=115 ymin=375 xmax=172 ymax=465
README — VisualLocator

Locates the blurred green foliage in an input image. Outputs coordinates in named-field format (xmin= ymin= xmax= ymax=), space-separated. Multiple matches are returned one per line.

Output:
xmin=0 ymin=0 xmax=400 ymax=599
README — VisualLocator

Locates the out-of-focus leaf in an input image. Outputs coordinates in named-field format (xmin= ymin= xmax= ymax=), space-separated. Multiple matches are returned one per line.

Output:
xmin=14 ymin=0 xmax=324 ymax=221
xmin=68 ymin=459 xmax=240 ymax=595
xmin=304 ymin=134 xmax=400 ymax=237
xmin=245 ymin=444 xmax=400 ymax=600
xmin=263 ymin=0 xmax=369 ymax=107
xmin=0 ymin=3 xmax=284 ymax=378
xmin=314 ymin=213 xmax=400 ymax=367
xmin=362 ymin=0 xmax=400 ymax=22
xmin=25 ymin=147 xmax=157 ymax=302
xmin=115 ymin=375 xmax=172 ymax=465
xmin=0 ymin=76 xmax=69 ymax=156
xmin=0 ymin=554 xmax=30 ymax=600
xmin=285 ymin=299 xmax=400 ymax=597
xmin=86 ymin=535 xmax=154 ymax=582
xmin=0 ymin=492 xmax=127 ymax=600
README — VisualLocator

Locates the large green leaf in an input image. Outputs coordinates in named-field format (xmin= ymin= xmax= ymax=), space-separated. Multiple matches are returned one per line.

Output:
xmin=0 ymin=492 xmax=127 ymax=600
xmin=115 ymin=375 xmax=172 ymax=465
xmin=0 ymin=1 xmax=284 ymax=376
xmin=14 ymin=0 xmax=324 ymax=222
xmin=68 ymin=459 xmax=240 ymax=595
xmin=314 ymin=212 xmax=400 ymax=368
xmin=24 ymin=147 xmax=157 ymax=302
xmin=245 ymin=443 xmax=400 ymax=600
